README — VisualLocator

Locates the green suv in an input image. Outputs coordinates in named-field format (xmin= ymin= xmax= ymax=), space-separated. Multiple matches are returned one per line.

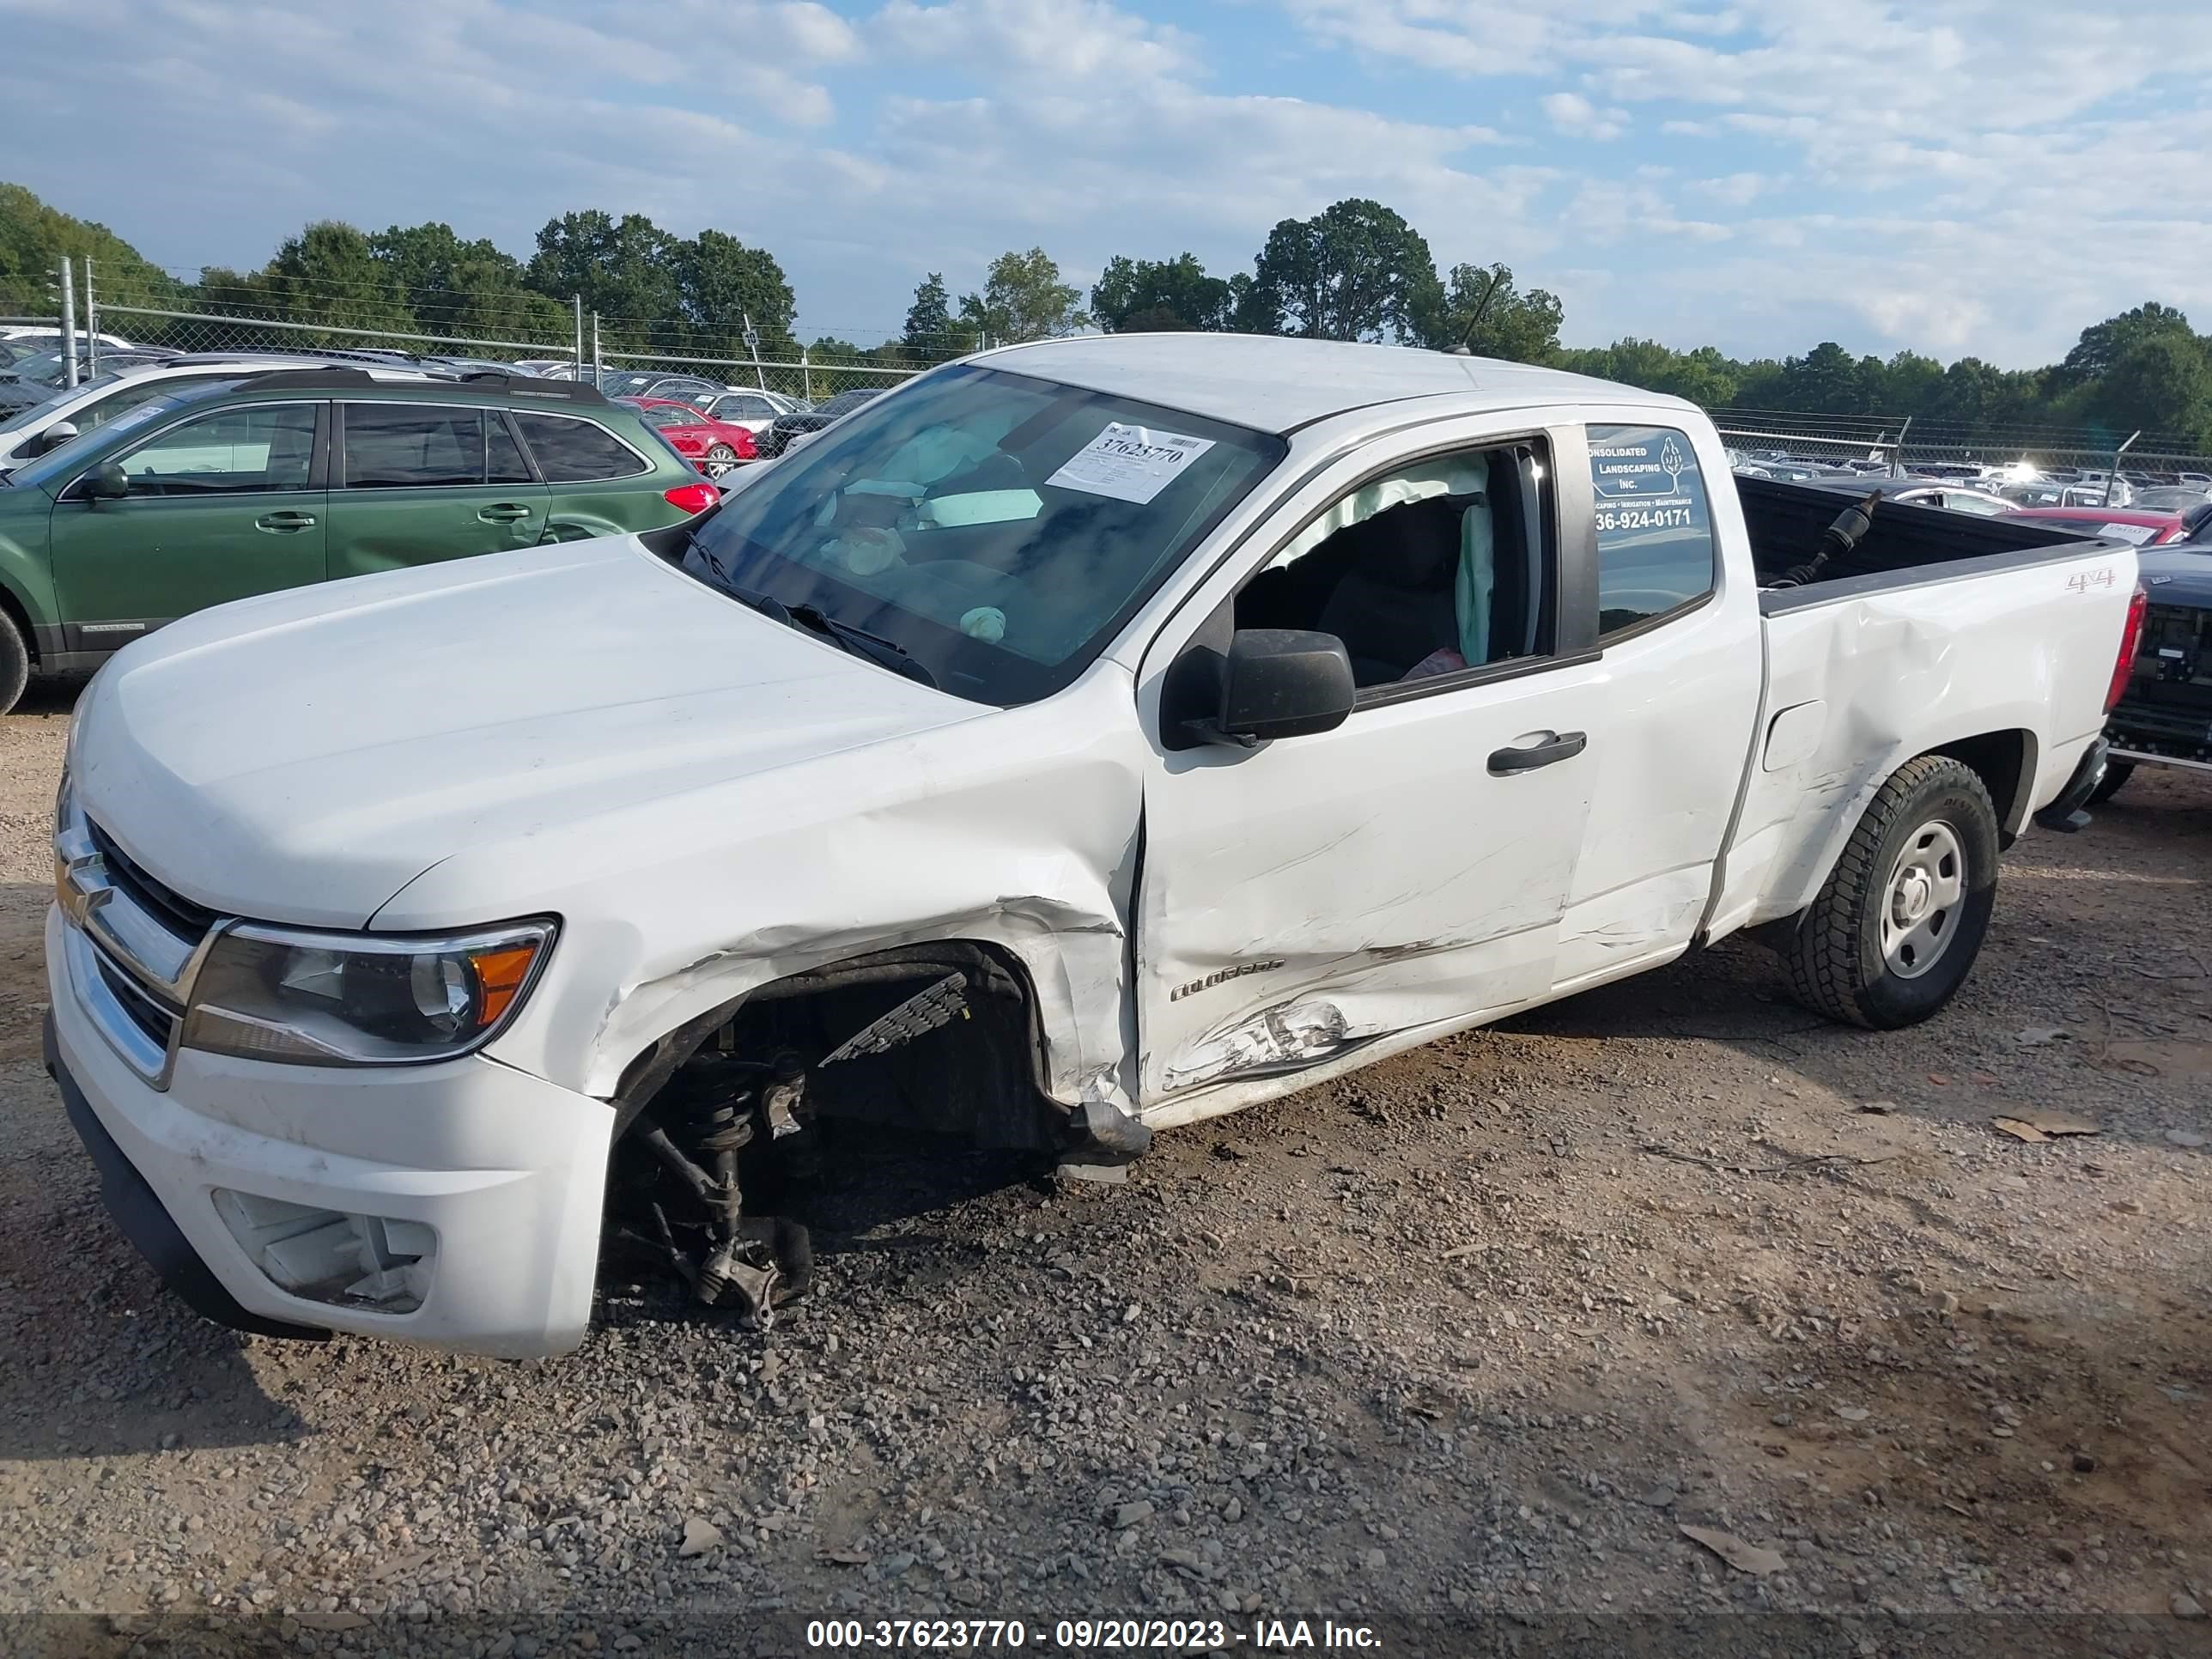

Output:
xmin=0 ymin=368 xmax=719 ymax=710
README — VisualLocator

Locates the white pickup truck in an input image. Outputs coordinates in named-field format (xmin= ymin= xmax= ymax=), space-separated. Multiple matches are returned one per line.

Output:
xmin=48 ymin=336 xmax=2142 ymax=1356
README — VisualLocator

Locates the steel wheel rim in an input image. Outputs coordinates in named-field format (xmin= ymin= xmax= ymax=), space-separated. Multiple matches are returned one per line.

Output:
xmin=702 ymin=445 xmax=737 ymax=477
xmin=1881 ymin=818 xmax=1966 ymax=979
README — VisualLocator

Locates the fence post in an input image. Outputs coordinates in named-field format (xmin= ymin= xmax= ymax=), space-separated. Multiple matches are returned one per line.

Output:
xmin=58 ymin=259 xmax=77 ymax=389
xmin=743 ymin=314 xmax=765 ymax=392
xmin=591 ymin=313 xmax=601 ymax=390
xmin=2106 ymin=431 xmax=2138 ymax=507
xmin=800 ymin=346 xmax=811 ymax=404
xmin=572 ymin=295 xmax=584 ymax=378
xmin=1891 ymin=415 xmax=1912 ymax=477
xmin=82 ymin=258 xmax=98 ymax=377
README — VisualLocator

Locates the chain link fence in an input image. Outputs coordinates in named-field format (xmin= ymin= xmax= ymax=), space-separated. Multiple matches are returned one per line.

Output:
xmin=83 ymin=301 xmax=927 ymax=409
xmin=1715 ymin=407 xmax=2212 ymax=482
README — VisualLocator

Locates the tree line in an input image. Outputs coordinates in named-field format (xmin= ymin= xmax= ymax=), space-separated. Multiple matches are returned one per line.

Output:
xmin=4 ymin=181 xmax=2207 ymax=443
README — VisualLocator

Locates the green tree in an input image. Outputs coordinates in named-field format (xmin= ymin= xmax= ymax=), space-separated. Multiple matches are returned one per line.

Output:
xmin=680 ymin=228 xmax=794 ymax=357
xmin=1248 ymin=198 xmax=1437 ymax=343
xmin=258 ymin=221 xmax=411 ymax=337
xmin=526 ymin=210 xmax=684 ymax=345
xmin=958 ymin=247 xmax=1087 ymax=343
xmin=1408 ymin=261 xmax=1563 ymax=361
xmin=2093 ymin=331 xmax=2212 ymax=443
xmin=0 ymin=181 xmax=178 ymax=311
xmin=2051 ymin=301 xmax=2194 ymax=389
xmin=368 ymin=221 xmax=569 ymax=342
xmin=902 ymin=272 xmax=960 ymax=359
xmin=1091 ymin=252 xmax=1234 ymax=332
xmin=1774 ymin=342 xmax=1866 ymax=413
xmin=1227 ymin=271 xmax=1277 ymax=335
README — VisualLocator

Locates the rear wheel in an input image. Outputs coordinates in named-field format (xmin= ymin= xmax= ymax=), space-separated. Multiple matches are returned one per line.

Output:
xmin=0 ymin=613 xmax=29 ymax=715
xmin=702 ymin=443 xmax=738 ymax=478
xmin=2087 ymin=760 xmax=2133 ymax=805
xmin=1784 ymin=755 xmax=2000 ymax=1030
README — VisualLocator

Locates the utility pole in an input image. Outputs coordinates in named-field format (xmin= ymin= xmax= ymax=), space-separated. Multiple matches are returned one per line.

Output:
xmin=58 ymin=258 xmax=78 ymax=388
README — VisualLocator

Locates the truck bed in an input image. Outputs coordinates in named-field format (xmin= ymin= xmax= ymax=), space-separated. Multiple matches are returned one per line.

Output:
xmin=1702 ymin=478 xmax=2138 ymax=949
xmin=1735 ymin=477 xmax=2095 ymax=602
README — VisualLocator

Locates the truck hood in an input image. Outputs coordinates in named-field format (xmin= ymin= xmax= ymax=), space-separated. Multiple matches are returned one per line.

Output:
xmin=72 ymin=537 xmax=988 ymax=928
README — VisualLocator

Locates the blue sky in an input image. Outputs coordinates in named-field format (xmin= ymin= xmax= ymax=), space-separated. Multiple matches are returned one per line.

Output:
xmin=7 ymin=0 xmax=2212 ymax=367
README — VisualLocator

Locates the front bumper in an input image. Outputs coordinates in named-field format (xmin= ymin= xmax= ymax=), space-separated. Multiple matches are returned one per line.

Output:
xmin=47 ymin=905 xmax=611 ymax=1357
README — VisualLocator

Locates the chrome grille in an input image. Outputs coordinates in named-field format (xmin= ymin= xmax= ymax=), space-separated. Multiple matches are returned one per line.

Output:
xmin=84 ymin=818 xmax=220 ymax=936
xmin=56 ymin=799 xmax=220 ymax=1089
xmin=96 ymin=955 xmax=179 ymax=1048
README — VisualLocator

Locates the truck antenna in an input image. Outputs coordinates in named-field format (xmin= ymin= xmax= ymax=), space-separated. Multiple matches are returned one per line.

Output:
xmin=1449 ymin=268 xmax=1509 ymax=356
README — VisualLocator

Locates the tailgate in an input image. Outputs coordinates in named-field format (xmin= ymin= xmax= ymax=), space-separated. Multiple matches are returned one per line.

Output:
xmin=1705 ymin=541 xmax=2137 ymax=938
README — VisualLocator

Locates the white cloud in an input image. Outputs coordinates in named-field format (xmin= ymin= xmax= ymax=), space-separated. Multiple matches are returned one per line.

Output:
xmin=1690 ymin=172 xmax=1766 ymax=207
xmin=1540 ymin=91 xmax=1628 ymax=140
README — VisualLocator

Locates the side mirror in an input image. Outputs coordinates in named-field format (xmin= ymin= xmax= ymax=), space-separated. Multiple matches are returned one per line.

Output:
xmin=32 ymin=420 xmax=78 ymax=456
xmin=1206 ymin=628 xmax=1356 ymax=746
xmin=83 ymin=462 xmax=129 ymax=501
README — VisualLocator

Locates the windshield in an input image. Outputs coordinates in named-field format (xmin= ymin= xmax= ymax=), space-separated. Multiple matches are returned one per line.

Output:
xmin=681 ymin=364 xmax=1282 ymax=705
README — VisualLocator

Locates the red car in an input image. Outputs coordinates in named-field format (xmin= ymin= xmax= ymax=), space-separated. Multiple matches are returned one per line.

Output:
xmin=617 ymin=397 xmax=758 ymax=477
xmin=1997 ymin=506 xmax=2191 ymax=547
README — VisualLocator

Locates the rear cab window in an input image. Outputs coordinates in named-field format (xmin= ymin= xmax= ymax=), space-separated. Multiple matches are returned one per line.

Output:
xmin=1587 ymin=423 xmax=1718 ymax=638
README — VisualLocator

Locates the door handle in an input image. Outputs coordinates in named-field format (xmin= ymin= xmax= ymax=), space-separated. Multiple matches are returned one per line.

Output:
xmin=1488 ymin=732 xmax=1587 ymax=775
xmin=254 ymin=510 xmax=316 ymax=532
xmin=477 ymin=504 xmax=534 ymax=523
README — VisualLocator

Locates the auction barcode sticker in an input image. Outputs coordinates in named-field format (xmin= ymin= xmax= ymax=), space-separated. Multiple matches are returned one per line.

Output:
xmin=1047 ymin=422 xmax=1216 ymax=504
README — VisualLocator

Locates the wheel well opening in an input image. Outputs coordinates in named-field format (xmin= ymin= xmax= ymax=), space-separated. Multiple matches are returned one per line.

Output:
xmin=1930 ymin=729 xmax=2033 ymax=841
xmin=611 ymin=940 xmax=1066 ymax=1152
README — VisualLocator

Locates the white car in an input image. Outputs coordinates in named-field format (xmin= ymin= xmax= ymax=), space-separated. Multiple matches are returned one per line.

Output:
xmin=0 ymin=325 xmax=137 ymax=352
xmin=0 ymin=354 xmax=432 ymax=472
xmin=697 ymin=386 xmax=805 ymax=437
xmin=49 ymin=336 xmax=2136 ymax=1356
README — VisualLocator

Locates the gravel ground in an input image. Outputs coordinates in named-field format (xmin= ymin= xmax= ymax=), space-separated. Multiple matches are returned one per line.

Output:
xmin=0 ymin=684 xmax=2207 ymax=1657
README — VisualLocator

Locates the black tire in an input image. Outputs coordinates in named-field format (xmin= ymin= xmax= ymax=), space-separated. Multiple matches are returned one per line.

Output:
xmin=2086 ymin=760 xmax=2133 ymax=805
xmin=0 ymin=612 xmax=28 ymax=715
xmin=1784 ymin=755 xmax=2000 ymax=1030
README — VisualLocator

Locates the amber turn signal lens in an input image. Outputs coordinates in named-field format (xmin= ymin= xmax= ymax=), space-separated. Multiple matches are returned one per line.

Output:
xmin=469 ymin=944 xmax=542 ymax=1027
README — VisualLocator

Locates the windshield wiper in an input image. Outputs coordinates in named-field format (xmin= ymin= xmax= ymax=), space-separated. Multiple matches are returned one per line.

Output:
xmin=695 ymin=554 xmax=939 ymax=690
xmin=787 ymin=604 xmax=938 ymax=689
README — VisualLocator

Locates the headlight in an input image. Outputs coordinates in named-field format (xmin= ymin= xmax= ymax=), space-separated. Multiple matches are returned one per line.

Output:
xmin=179 ymin=920 xmax=556 ymax=1066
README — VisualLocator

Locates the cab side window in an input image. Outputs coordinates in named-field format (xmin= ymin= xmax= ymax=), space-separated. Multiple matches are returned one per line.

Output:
xmin=111 ymin=404 xmax=317 ymax=496
xmin=1233 ymin=441 xmax=1554 ymax=694
xmin=1587 ymin=424 xmax=1717 ymax=637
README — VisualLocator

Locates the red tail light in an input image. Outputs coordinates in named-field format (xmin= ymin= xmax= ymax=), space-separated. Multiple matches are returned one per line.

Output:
xmin=2106 ymin=585 xmax=2147 ymax=711
xmin=664 ymin=482 xmax=720 ymax=515
xmin=735 ymin=428 xmax=757 ymax=459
